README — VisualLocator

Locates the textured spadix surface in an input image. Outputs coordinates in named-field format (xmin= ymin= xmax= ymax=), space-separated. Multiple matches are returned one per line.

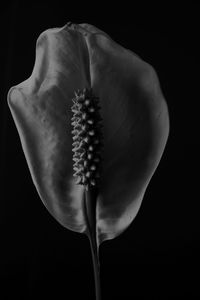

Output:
xmin=7 ymin=23 xmax=169 ymax=245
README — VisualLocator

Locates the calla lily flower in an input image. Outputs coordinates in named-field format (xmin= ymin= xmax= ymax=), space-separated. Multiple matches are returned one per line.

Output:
xmin=7 ymin=22 xmax=169 ymax=247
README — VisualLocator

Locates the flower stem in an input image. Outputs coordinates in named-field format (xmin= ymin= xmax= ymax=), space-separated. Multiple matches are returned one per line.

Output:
xmin=89 ymin=232 xmax=101 ymax=300
xmin=85 ymin=187 xmax=101 ymax=300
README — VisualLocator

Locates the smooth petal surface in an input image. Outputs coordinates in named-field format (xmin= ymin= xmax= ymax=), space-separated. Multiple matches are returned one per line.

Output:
xmin=8 ymin=23 xmax=169 ymax=245
xmin=77 ymin=24 xmax=169 ymax=243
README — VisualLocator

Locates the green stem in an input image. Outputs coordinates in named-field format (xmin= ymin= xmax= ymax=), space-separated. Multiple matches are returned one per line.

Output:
xmin=85 ymin=187 xmax=101 ymax=300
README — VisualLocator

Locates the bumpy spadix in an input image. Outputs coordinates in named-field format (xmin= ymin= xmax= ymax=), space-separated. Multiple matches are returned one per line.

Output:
xmin=7 ymin=23 xmax=169 ymax=247
xmin=71 ymin=87 xmax=103 ymax=190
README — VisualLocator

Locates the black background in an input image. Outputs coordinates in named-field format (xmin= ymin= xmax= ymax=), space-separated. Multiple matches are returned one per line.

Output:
xmin=1 ymin=1 xmax=199 ymax=299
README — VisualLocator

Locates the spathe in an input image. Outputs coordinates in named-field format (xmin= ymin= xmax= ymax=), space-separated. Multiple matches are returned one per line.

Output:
xmin=7 ymin=23 xmax=169 ymax=247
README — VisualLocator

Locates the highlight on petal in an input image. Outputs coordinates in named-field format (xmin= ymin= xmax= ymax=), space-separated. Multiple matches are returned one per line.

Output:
xmin=7 ymin=23 xmax=169 ymax=245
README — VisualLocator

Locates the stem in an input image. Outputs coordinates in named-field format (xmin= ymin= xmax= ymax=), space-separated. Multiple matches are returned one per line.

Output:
xmin=89 ymin=233 xmax=101 ymax=300
xmin=84 ymin=187 xmax=101 ymax=300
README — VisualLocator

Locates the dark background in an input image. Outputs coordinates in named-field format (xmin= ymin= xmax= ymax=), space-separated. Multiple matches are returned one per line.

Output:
xmin=1 ymin=1 xmax=199 ymax=299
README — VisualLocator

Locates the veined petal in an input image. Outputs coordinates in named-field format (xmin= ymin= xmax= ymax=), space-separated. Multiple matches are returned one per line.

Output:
xmin=7 ymin=23 xmax=169 ymax=244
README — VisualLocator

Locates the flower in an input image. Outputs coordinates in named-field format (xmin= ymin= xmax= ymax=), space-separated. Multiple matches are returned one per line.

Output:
xmin=7 ymin=23 xmax=169 ymax=246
